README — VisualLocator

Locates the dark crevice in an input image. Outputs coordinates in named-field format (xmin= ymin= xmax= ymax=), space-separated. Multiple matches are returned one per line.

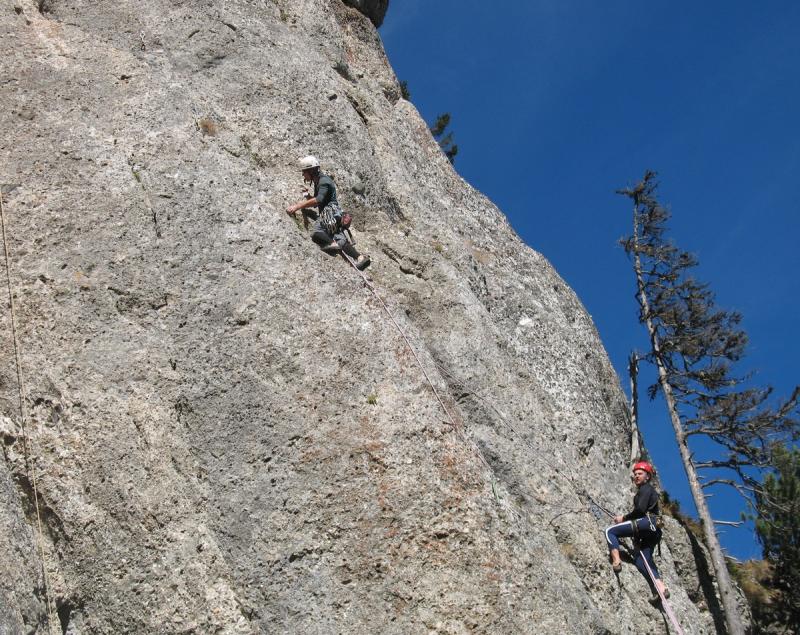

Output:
xmin=11 ymin=470 xmax=68 ymax=547
xmin=684 ymin=523 xmax=727 ymax=633
xmin=333 ymin=61 xmax=356 ymax=83
xmin=384 ymin=195 xmax=406 ymax=222
xmin=379 ymin=244 xmax=426 ymax=279
xmin=345 ymin=94 xmax=368 ymax=126
xmin=57 ymin=599 xmax=73 ymax=634
xmin=398 ymin=264 xmax=423 ymax=279
xmin=128 ymin=162 xmax=162 ymax=239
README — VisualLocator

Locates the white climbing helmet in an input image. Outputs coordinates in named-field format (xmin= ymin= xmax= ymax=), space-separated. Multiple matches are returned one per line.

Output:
xmin=298 ymin=155 xmax=320 ymax=171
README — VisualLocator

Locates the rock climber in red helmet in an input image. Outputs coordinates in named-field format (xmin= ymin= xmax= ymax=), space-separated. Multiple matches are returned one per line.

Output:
xmin=604 ymin=460 xmax=669 ymax=603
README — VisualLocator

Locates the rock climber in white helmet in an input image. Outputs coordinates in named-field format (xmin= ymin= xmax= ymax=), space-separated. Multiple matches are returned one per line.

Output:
xmin=286 ymin=156 xmax=371 ymax=271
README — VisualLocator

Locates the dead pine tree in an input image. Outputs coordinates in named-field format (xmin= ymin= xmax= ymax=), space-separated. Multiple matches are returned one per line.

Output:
xmin=628 ymin=351 xmax=643 ymax=463
xmin=618 ymin=171 xmax=799 ymax=635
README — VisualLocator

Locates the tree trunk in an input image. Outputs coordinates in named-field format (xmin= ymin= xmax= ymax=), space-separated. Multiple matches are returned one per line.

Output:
xmin=628 ymin=352 xmax=642 ymax=463
xmin=632 ymin=211 xmax=745 ymax=635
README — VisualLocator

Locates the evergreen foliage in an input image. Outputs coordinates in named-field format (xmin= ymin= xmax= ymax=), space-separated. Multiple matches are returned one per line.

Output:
xmin=396 ymin=81 xmax=458 ymax=163
xmin=753 ymin=445 xmax=800 ymax=630
xmin=730 ymin=559 xmax=779 ymax=634
xmin=430 ymin=113 xmax=458 ymax=163
xmin=618 ymin=170 xmax=800 ymax=634
xmin=619 ymin=171 xmax=800 ymax=504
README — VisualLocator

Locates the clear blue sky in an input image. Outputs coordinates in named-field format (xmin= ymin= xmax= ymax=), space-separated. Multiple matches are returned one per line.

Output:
xmin=381 ymin=1 xmax=800 ymax=560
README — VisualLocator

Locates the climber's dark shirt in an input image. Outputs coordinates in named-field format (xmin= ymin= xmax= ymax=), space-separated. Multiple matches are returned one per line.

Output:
xmin=314 ymin=174 xmax=338 ymax=212
xmin=623 ymin=482 xmax=659 ymax=521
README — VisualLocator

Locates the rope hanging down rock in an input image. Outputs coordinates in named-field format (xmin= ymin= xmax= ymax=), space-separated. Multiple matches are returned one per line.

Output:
xmin=340 ymin=250 xmax=618 ymax=533
xmin=613 ymin=536 xmax=685 ymax=635
xmin=339 ymin=248 xmax=620 ymax=516
xmin=641 ymin=543 xmax=686 ymax=635
xmin=339 ymin=252 xmax=499 ymax=482
xmin=431 ymin=354 xmax=686 ymax=633
xmin=1 ymin=190 xmax=60 ymax=635
xmin=339 ymin=244 xmax=684 ymax=632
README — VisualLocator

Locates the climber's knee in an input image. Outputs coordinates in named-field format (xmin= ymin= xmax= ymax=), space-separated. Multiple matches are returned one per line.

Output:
xmin=311 ymin=229 xmax=331 ymax=246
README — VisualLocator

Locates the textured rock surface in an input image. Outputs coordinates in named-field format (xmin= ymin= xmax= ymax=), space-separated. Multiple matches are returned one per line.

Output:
xmin=1 ymin=0 xmax=744 ymax=632
xmin=342 ymin=0 xmax=388 ymax=27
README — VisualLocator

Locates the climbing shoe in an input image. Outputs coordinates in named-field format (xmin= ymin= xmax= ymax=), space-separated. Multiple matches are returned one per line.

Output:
xmin=648 ymin=588 xmax=670 ymax=606
xmin=612 ymin=563 xmax=622 ymax=573
xmin=355 ymin=255 xmax=371 ymax=271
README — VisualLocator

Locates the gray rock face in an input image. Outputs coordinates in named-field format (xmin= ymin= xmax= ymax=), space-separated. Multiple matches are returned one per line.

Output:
xmin=1 ymin=1 xmax=744 ymax=633
xmin=342 ymin=0 xmax=389 ymax=27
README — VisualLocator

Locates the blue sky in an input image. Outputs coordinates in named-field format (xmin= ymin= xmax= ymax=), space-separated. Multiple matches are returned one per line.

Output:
xmin=381 ymin=1 xmax=800 ymax=560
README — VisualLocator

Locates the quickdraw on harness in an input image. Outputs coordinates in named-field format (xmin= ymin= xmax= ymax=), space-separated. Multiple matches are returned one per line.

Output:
xmin=632 ymin=504 xmax=664 ymax=558
xmin=320 ymin=200 xmax=342 ymax=235
xmin=319 ymin=200 xmax=357 ymax=246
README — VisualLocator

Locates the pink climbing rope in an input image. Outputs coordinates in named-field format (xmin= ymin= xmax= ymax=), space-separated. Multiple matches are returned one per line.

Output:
xmin=641 ymin=549 xmax=686 ymax=635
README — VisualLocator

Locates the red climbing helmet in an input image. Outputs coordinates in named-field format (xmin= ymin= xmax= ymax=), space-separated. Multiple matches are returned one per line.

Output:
xmin=632 ymin=461 xmax=654 ymax=476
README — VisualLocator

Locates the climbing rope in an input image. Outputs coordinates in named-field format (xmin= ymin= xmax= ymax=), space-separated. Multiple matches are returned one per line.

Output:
xmin=431 ymin=360 xmax=615 ymax=517
xmin=339 ymin=246 xmax=683 ymax=632
xmin=1 ymin=190 xmax=59 ymax=635
xmin=418 ymin=336 xmax=686 ymax=633
xmin=341 ymin=254 xmax=459 ymax=429
xmin=340 ymin=252 xmax=502 ymax=485
xmin=339 ymin=249 xmax=618 ymax=523
xmin=614 ymin=536 xmax=685 ymax=635
xmin=640 ymin=544 xmax=686 ymax=635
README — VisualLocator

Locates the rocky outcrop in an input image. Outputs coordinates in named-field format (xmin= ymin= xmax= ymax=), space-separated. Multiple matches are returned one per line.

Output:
xmin=343 ymin=0 xmax=389 ymax=27
xmin=1 ymin=0 xmax=743 ymax=632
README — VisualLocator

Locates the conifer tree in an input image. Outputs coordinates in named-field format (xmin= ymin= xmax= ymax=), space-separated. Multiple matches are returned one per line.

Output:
xmin=399 ymin=80 xmax=410 ymax=100
xmin=618 ymin=171 xmax=800 ymax=635
xmin=754 ymin=445 xmax=800 ymax=630
xmin=430 ymin=113 xmax=458 ymax=163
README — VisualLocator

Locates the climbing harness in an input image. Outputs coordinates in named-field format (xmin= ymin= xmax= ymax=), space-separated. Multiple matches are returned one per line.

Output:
xmin=1 ymin=190 xmax=59 ymax=634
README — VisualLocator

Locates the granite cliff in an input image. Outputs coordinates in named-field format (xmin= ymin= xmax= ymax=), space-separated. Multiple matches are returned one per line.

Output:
xmin=1 ymin=1 xmax=745 ymax=632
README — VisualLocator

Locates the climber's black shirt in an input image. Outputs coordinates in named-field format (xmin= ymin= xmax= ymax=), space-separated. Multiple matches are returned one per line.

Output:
xmin=314 ymin=173 xmax=338 ymax=212
xmin=623 ymin=482 xmax=659 ymax=521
